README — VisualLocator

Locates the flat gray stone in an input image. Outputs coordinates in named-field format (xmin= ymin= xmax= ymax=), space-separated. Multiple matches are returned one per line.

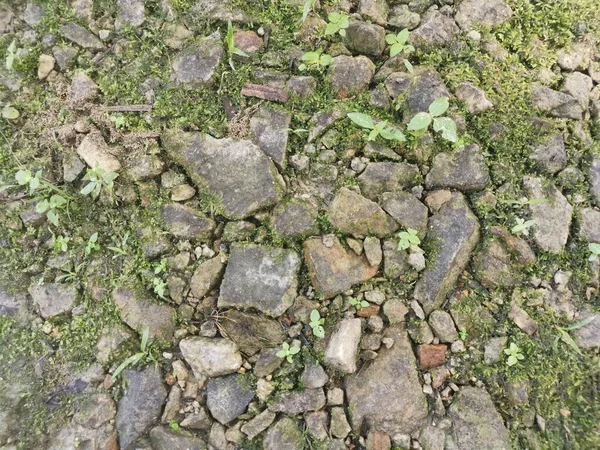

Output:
xmin=250 ymin=106 xmax=291 ymax=169
xmin=411 ymin=10 xmax=459 ymax=48
xmin=172 ymin=32 xmax=223 ymax=88
xmin=28 ymin=283 xmax=78 ymax=319
xmin=241 ymin=409 xmax=276 ymax=441
xmin=268 ymin=388 xmax=326 ymax=414
xmin=575 ymin=314 xmax=600 ymax=348
xmin=455 ymin=0 xmax=513 ymax=30
xmin=359 ymin=162 xmax=420 ymax=201
xmin=381 ymin=191 xmax=428 ymax=236
xmin=59 ymin=23 xmax=105 ymax=50
xmin=271 ymin=199 xmax=318 ymax=239
xmin=161 ymin=203 xmax=215 ymax=241
xmin=263 ymin=418 xmax=304 ymax=450
xmin=163 ymin=132 xmax=282 ymax=219
xmin=425 ymin=144 xmax=490 ymax=192
xmin=589 ymin=158 xmax=600 ymax=206
xmin=149 ymin=426 xmax=206 ymax=450
xmin=529 ymin=134 xmax=566 ymax=174
xmin=179 ymin=337 xmax=242 ymax=378
xmin=218 ymin=244 xmax=300 ymax=317
xmin=190 ymin=0 xmax=254 ymax=22
xmin=206 ymin=374 xmax=255 ymax=424
xmin=0 ymin=288 xmax=28 ymax=319
xmin=329 ymin=55 xmax=376 ymax=96
xmin=325 ymin=318 xmax=362 ymax=373
xmin=220 ymin=309 xmax=285 ymax=356
xmin=189 ymin=256 xmax=226 ymax=298
xmin=67 ymin=71 xmax=99 ymax=109
xmin=532 ymin=86 xmax=582 ymax=120
xmin=76 ymin=131 xmax=121 ymax=172
xmin=579 ymin=208 xmax=600 ymax=242
xmin=344 ymin=21 xmax=386 ymax=56
xmin=455 ymin=82 xmax=494 ymax=113
xmin=115 ymin=0 xmax=145 ymax=30
xmin=402 ymin=68 xmax=451 ymax=121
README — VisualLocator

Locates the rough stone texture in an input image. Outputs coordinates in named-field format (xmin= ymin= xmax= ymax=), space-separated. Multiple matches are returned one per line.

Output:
xmin=364 ymin=236 xmax=383 ymax=267
xmin=448 ymin=387 xmax=510 ymax=450
xmin=163 ymin=131 xmax=282 ymax=219
xmin=53 ymin=45 xmax=79 ymax=71
xmin=115 ymin=0 xmax=145 ymax=30
xmin=96 ymin=324 xmax=134 ymax=364
xmin=575 ymin=314 xmax=600 ymax=348
xmin=329 ymin=55 xmax=376 ymax=97
xmin=325 ymin=318 xmax=362 ymax=373
xmin=206 ymin=374 xmax=254 ymax=424
xmin=346 ymin=325 xmax=428 ymax=436
xmin=484 ymin=336 xmax=508 ymax=364
xmin=358 ymin=0 xmax=388 ymax=26
xmin=250 ymin=106 xmax=291 ymax=169
xmin=509 ymin=303 xmax=538 ymax=336
xmin=59 ymin=23 xmax=105 ymax=50
xmin=0 ymin=288 xmax=29 ymax=319
xmin=179 ymin=336 xmax=242 ymax=378
xmin=529 ymin=134 xmax=567 ymax=174
xmin=579 ymin=208 xmax=600 ymax=242
xmin=330 ymin=187 xmax=398 ymax=238
xmin=190 ymin=256 xmax=226 ymax=298
xmin=172 ymin=32 xmax=223 ymax=88
xmin=531 ymin=86 xmax=583 ymax=120
xmin=24 ymin=2 xmax=45 ymax=26
xmin=411 ymin=10 xmax=459 ymax=48
xmin=381 ymin=192 xmax=428 ymax=236
xmin=428 ymin=310 xmax=458 ymax=343
xmin=220 ymin=310 xmax=285 ymax=356
xmin=474 ymin=240 xmax=518 ymax=289
xmin=301 ymin=364 xmax=328 ymax=389
xmin=76 ymin=132 xmax=121 ymax=172
xmin=233 ymin=30 xmax=263 ymax=54
xmin=263 ymin=418 xmax=304 ymax=450
xmin=28 ymin=283 xmax=78 ymax=319
xmin=304 ymin=236 xmax=378 ymax=298
xmin=149 ymin=426 xmax=206 ymax=450
xmin=38 ymin=54 xmax=55 ymax=80
xmin=402 ymin=68 xmax=451 ymax=121
xmin=344 ymin=21 xmax=386 ymax=56
xmin=218 ymin=244 xmax=300 ymax=317
xmin=330 ymin=407 xmax=352 ymax=438
xmin=190 ymin=0 xmax=254 ymax=23
xmin=116 ymin=368 xmax=167 ymax=450
xmin=113 ymin=287 xmax=175 ymax=340
xmin=455 ymin=82 xmax=494 ymax=113
xmin=359 ymin=162 xmax=420 ymax=201
xmin=67 ymin=71 xmax=98 ymax=109
xmin=388 ymin=5 xmax=420 ymax=30
xmin=562 ymin=72 xmax=593 ymax=109
xmin=590 ymin=159 xmax=600 ymax=206
xmin=383 ymin=239 xmax=409 ymax=277
xmin=425 ymin=144 xmax=490 ymax=192
xmin=241 ymin=409 xmax=276 ymax=440
xmin=161 ymin=203 xmax=215 ymax=240
xmin=523 ymin=176 xmax=573 ymax=253
xmin=271 ymin=199 xmax=318 ymax=239
xmin=417 ymin=344 xmax=447 ymax=369
xmin=269 ymin=388 xmax=326 ymax=414
xmin=455 ymin=0 xmax=513 ymax=30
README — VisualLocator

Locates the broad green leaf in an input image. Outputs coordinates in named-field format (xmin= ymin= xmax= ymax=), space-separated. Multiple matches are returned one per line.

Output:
xmin=507 ymin=355 xmax=517 ymax=366
xmin=328 ymin=12 xmax=341 ymax=22
xmin=310 ymin=309 xmax=320 ymax=323
xmin=367 ymin=129 xmax=379 ymax=141
xmin=320 ymin=54 xmax=332 ymax=66
xmin=429 ymin=97 xmax=449 ymax=117
xmin=313 ymin=325 xmax=325 ymax=338
xmin=50 ymin=194 xmax=67 ymax=208
xmin=29 ymin=176 xmax=39 ymax=193
xmin=301 ymin=51 xmax=319 ymax=63
xmin=390 ymin=42 xmax=403 ymax=58
xmin=89 ymin=232 xmax=98 ymax=243
xmin=325 ymin=22 xmax=338 ymax=35
xmin=47 ymin=209 xmax=59 ymax=226
xmin=338 ymin=16 xmax=349 ymax=28
xmin=2 ymin=105 xmax=19 ymax=120
xmin=104 ymin=171 xmax=119 ymax=184
xmin=379 ymin=127 xmax=405 ymax=141
xmin=404 ymin=58 xmax=413 ymax=73
xmin=339 ymin=28 xmax=346 ymax=37
xmin=298 ymin=63 xmax=307 ymax=71
xmin=360 ymin=300 xmax=369 ymax=308
xmin=433 ymin=117 xmax=457 ymax=142
xmin=385 ymin=34 xmax=397 ymax=45
xmin=589 ymin=243 xmax=600 ymax=254
xmin=36 ymin=199 xmax=49 ymax=213
xmin=15 ymin=169 xmax=31 ymax=185
xmin=5 ymin=53 xmax=14 ymax=71
xmin=289 ymin=346 xmax=300 ymax=355
xmin=397 ymin=28 xmax=410 ymax=44
xmin=564 ymin=316 xmax=596 ymax=331
xmin=407 ymin=112 xmax=432 ymax=131
xmin=347 ymin=112 xmax=375 ymax=129
xmin=81 ymin=181 xmax=96 ymax=195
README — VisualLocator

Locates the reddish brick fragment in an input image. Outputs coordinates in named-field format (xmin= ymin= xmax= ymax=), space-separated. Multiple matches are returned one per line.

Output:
xmin=241 ymin=83 xmax=289 ymax=103
xmin=418 ymin=344 xmax=447 ymax=369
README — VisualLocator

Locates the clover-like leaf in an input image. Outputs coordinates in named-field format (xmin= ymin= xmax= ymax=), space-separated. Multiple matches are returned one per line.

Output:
xmin=15 ymin=169 xmax=31 ymax=185
xmin=433 ymin=117 xmax=458 ymax=142
xmin=2 ymin=105 xmax=19 ymax=120
xmin=429 ymin=97 xmax=449 ymax=117
xmin=397 ymin=28 xmax=410 ymax=45
xmin=36 ymin=199 xmax=49 ymax=213
xmin=47 ymin=209 xmax=59 ymax=226
xmin=347 ymin=112 xmax=376 ymax=129
xmin=310 ymin=309 xmax=320 ymax=323
xmin=407 ymin=112 xmax=432 ymax=131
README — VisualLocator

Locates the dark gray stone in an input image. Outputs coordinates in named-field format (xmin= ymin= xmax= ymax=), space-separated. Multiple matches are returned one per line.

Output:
xmin=115 ymin=0 xmax=145 ymax=30
xmin=359 ymin=162 xmax=420 ymax=201
xmin=389 ymin=4 xmax=420 ymax=30
xmin=254 ymin=348 xmax=283 ymax=377
xmin=250 ymin=106 xmax=291 ymax=169
xmin=402 ymin=68 xmax=451 ymax=121
xmin=190 ymin=0 xmax=254 ymax=23
xmin=531 ymin=86 xmax=583 ymax=120
xmin=579 ymin=208 xmax=600 ymax=242
xmin=455 ymin=0 xmax=513 ymax=30
xmin=171 ymin=33 xmax=223 ymax=88
xmin=428 ymin=310 xmax=458 ymax=343
xmin=425 ymin=144 xmax=490 ymax=192
xmin=455 ymin=82 xmax=494 ymax=113
xmin=263 ymin=418 xmax=304 ymax=450
xmin=59 ymin=23 xmax=105 ymax=50
xmin=411 ymin=10 xmax=459 ymax=48
xmin=575 ymin=314 xmax=600 ymax=348
xmin=383 ymin=239 xmax=409 ymax=278
xmin=23 ymin=2 xmax=45 ymax=27
xmin=301 ymin=364 xmax=328 ymax=389
xmin=67 ymin=71 xmax=99 ymax=109
xmin=381 ymin=191 xmax=428 ymax=236
xmin=268 ymin=388 xmax=326 ymax=414
xmin=589 ymin=158 xmax=600 ymax=206
xmin=220 ymin=310 xmax=285 ymax=356
xmin=344 ymin=21 xmax=386 ymax=56
xmin=52 ymin=45 xmax=78 ymax=71
xmin=149 ymin=426 xmax=206 ymax=450
xmin=28 ymin=283 xmax=78 ymax=319
xmin=206 ymin=374 xmax=254 ymax=424
xmin=271 ymin=199 xmax=318 ymax=239
xmin=329 ymin=55 xmax=375 ymax=96
xmin=161 ymin=203 xmax=215 ymax=240
xmin=530 ymin=134 xmax=566 ymax=174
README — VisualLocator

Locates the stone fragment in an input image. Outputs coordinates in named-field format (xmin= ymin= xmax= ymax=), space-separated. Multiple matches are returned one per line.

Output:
xmin=579 ymin=208 xmax=600 ymax=242
xmin=418 ymin=344 xmax=447 ymax=369
xmin=359 ymin=162 xmax=420 ymax=201
xmin=250 ymin=106 xmax=291 ymax=169
xmin=179 ymin=336 xmax=242 ymax=378
xmin=206 ymin=374 xmax=254 ymax=424
xmin=172 ymin=33 xmax=222 ymax=88
xmin=381 ymin=192 xmax=428 ymax=235
xmin=411 ymin=10 xmax=459 ymax=48
xmin=268 ymin=388 xmax=326 ymax=414
xmin=67 ymin=71 xmax=99 ymax=109
xmin=241 ymin=409 xmax=276 ymax=440
xmin=455 ymin=82 xmax=493 ymax=113
xmin=358 ymin=0 xmax=388 ymax=26
xmin=263 ymin=418 xmax=304 ymax=450
xmin=329 ymin=55 xmax=375 ymax=97
xmin=455 ymin=0 xmax=513 ymax=30
xmin=428 ymin=310 xmax=458 ymax=343
xmin=364 ymin=236 xmax=382 ymax=267
xmin=76 ymin=132 xmax=121 ymax=172
xmin=344 ymin=21 xmax=386 ymax=56
xmin=325 ymin=318 xmax=362 ymax=373
xmin=149 ymin=426 xmax=207 ymax=450
xmin=330 ymin=407 xmax=351 ymax=438
xmin=59 ymin=23 xmax=105 ymax=50
xmin=241 ymin=83 xmax=289 ymax=102
xmin=115 ymin=0 xmax=145 ymax=30
xmin=220 ymin=310 xmax=285 ymax=356
xmin=509 ymin=303 xmax=538 ymax=335
xmin=529 ymin=134 xmax=566 ymax=174
xmin=531 ymin=86 xmax=582 ymax=120
xmin=271 ymin=199 xmax=318 ymax=239
xmin=190 ymin=256 xmax=226 ymax=298
xmin=37 ymin=54 xmax=55 ymax=80
xmin=425 ymin=144 xmax=490 ymax=192
xmin=161 ymin=203 xmax=215 ymax=240
xmin=113 ymin=287 xmax=175 ymax=340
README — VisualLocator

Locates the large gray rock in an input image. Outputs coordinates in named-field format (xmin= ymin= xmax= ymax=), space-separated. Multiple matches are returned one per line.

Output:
xmin=59 ymin=23 xmax=105 ymax=50
xmin=579 ymin=208 xmax=600 ymax=242
xmin=179 ymin=337 xmax=242 ymax=378
xmin=448 ymin=387 xmax=510 ymax=450
xmin=206 ymin=374 xmax=254 ymax=424
xmin=455 ymin=0 xmax=513 ymax=30
xmin=149 ymin=426 xmax=206 ymax=450
xmin=531 ymin=86 xmax=583 ymax=120
xmin=115 ymin=0 xmax=145 ymax=30
xmin=271 ymin=199 xmax=318 ymax=239
xmin=425 ymin=144 xmax=490 ymax=192
xmin=263 ymin=418 xmax=304 ymax=450
xmin=529 ymin=134 xmax=566 ymax=174
xmin=523 ymin=176 xmax=573 ymax=253
xmin=220 ymin=309 xmax=285 ymax=356
xmin=116 ymin=368 xmax=167 ymax=450
xmin=172 ymin=33 xmax=223 ymax=88
xmin=269 ymin=388 xmax=326 ymax=414
xmin=28 ymin=283 xmax=78 ymax=319
xmin=345 ymin=325 xmax=428 ymax=436
xmin=24 ymin=2 xmax=45 ymax=26
xmin=413 ymin=193 xmax=480 ymax=314
xmin=411 ymin=10 xmax=459 ymax=48
xmin=218 ymin=244 xmax=300 ymax=317
xmin=250 ymin=106 xmax=291 ymax=169
xmin=163 ymin=131 xmax=282 ymax=219
xmin=325 ymin=318 xmax=362 ymax=373
xmin=381 ymin=192 xmax=428 ymax=236
xmin=0 ymin=287 xmax=28 ymax=319
xmin=401 ymin=68 xmax=451 ymax=121
xmin=304 ymin=236 xmax=378 ymax=298
xmin=161 ymin=203 xmax=215 ymax=240
xmin=329 ymin=55 xmax=376 ymax=97
xmin=344 ymin=21 xmax=386 ymax=56
xmin=359 ymin=162 xmax=420 ymax=201
xmin=358 ymin=0 xmax=388 ymax=26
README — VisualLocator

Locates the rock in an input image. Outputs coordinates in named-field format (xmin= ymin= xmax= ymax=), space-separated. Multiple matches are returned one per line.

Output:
xmin=0 ymin=288 xmax=28 ymax=319
xmin=529 ymin=134 xmax=566 ymax=174
xmin=233 ymin=30 xmax=263 ymax=54
xmin=590 ymin=159 xmax=600 ymax=206
xmin=420 ymin=423 xmax=446 ymax=450
xmin=383 ymin=239 xmax=409 ymax=277
xmin=364 ymin=236 xmax=383 ymax=267
xmin=523 ymin=176 xmax=573 ymax=253
xmin=413 ymin=193 xmax=480 ymax=314
xmin=366 ymin=430 xmax=392 ymax=450
xmin=489 ymin=226 xmax=536 ymax=265
xmin=562 ymin=72 xmax=593 ymax=109
xmin=242 ymin=83 xmax=289 ymax=102
xmin=241 ymin=409 xmax=276 ymax=440
xmin=359 ymin=162 xmax=420 ymax=201
xmin=208 ymin=422 xmax=227 ymax=449
xmin=250 ymin=106 xmax=291 ymax=169
xmin=381 ymin=192 xmax=428 ymax=236
xmin=531 ymin=86 xmax=582 ymax=120
xmin=425 ymin=144 xmax=490 ymax=192
xmin=59 ymin=23 xmax=105 ymax=50
xmin=455 ymin=82 xmax=493 ymax=113
xmin=358 ymin=0 xmax=388 ymax=26
xmin=346 ymin=325 xmax=428 ymax=435
xmin=329 ymin=55 xmax=376 ymax=97
xmin=172 ymin=33 xmax=222 ymax=88
xmin=24 ymin=2 xmax=45 ymax=26
xmin=484 ymin=336 xmax=508 ymax=364
xmin=448 ymin=387 xmax=510 ymax=450
xmin=255 ymin=348 xmax=283 ymax=377
xmin=455 ymin=0 xmax=513 ymax=30
xmin=301 ymin=364 xmax=328 ymax=389
xmin=220 ymin=310 xmax=285 ymax=356
xmin=163 ymin=131 xmax=282 ymax=219
xmin=71 ymin=0 xmax=93 ymax=22
xmin=53 ymin=45 xmax=78 ymax=70
xmin=575 ymin=314 xmax=600 ymax=348
xmin=269 ymin=388 xmax=326 ymax=414
xmin=305 ymin=411 xmax=328 ymax=440
xmin=304 ymin=236 xmax=378 ymax=298
xmin=96 ymin=324 xmax=134 ymax=363
xmin=330 ymin=187 xmax=398 ymax=238
xmin=402 ymin=68 xmax=451 ymax=120
xmin=330 ymin=407 xmax=351 ymax=438
xmin=76 ymin=132 xmax=121 ymax=172
xmin=190 ymin=0 xmax=253 ymax=23
xmin=509 ymin=303 xmax=538 ymax=335
xmin=474 ymin=240 xmax=518 ymax=289
xmin=28 ymin=283 xmax=78 ymax=319
xmin=286 ymin=75 xmax=316 ymax=98
xmin=325 ymin=318 xmax=362 ymax=373
xmin=263 ymin=418 xmax=304 ymax=450
xmin=411 ymin=10 xmax=459 ymax=48
xmin=67 ymin=71 xmax=99 ymax=109
xmin=218 ymin=244 xmax=300 ymax=317
xmin=428 ymin=310 xmax=458 ymax=343
xmin=425 ymin=189 xmax=452 ymax=211
xmin=161 ymin=203 xmax=215 ymax=240
xmin=206 ymin=374 xmax=254 ymax=424
xmin=115 ymin=0 xmax=145 ymax=30
xmin=127 ymin=153 xmax=164 ymax=181
xmin=37 ymin=54 xmax=55 ymax=80
xmin=418 ymin=344 xmax=447 ymax=369
xmin=344 ymin=21 xmax=386 ymax=56
xmin=116 ymin=368 xmax=167 ymax=450
xmin=190 ymin=256 xmax=225 ymax=298
xmin=383 ymin=299 xmax=409 ymax=324
xmin=388 ymin=5 xmax=420 ymax=30
xmin=149 ymin=426 xmax=206 ymax=450
xmin=179 ymin=336 xmax=242 ymax=378
xmin=180 ymin=408 xmax=212 ymax=430
xmin=62 ymin=154 xmax=84 ymax=182
xmin=113 ymin=287 xmax=176 ymax=341
xmin=579 ymin=208 xmax=600 ymax=242
xmin=271 ymin=199 xmax=318 ymax=239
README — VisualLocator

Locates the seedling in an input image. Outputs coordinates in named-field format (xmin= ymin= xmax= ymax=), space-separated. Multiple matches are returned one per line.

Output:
xmin=349 ymin=295 xmax=369 ymax=311
xmin=309 ymin=309 xmax=325 ymax=338
xmin=15 ymin=169 xmax=41 ymax=194
xmin=81 ymin=167 xmax=119 ymax=198
xmin=298 ymin=49 xmax=332 ymax=72
xmin=2 ymin=104 xmax=19 ymax=120
xmin=511 ymin=218 xmax=535 ymax=236
xmin=397 ymin=228 xmax=421 ymax=250
xmin=347 ymin=112 xmax=405 ymax=142
xmin=325 ymin=12 xmax=349 ymax=37
xmin=226 ymin=21 xmax=249 ymax=71
xmin=276 ymin=342 xmax=300 ymax=363
xmin=153 ymin=278 xmax=168 ymax=299
xmin=5 ymin=40 xmax=18 ymax=71
xmin=36 ymin=194 xmax=67 ymax=226
xmin=385 ymin=29 xmax=414 ymax=72
xmin=85 ymin=232 xmax=100 ymax=256
xmin=56 ymin=262 xmax=85 ymax=283
xmin=107 ymin=232 xmax=130 ymax=258
xmin=406 ymin=97 xmax=458 ymax=143
xmin=554 ymin=316 xmax=595 ymax=356
xmin=112 ymin=327 xmax=154 ymax=378
xmin=52 ymin=234 xmax=70 ymax=253
xmin=588 ymin=243 xmax=600 ymax=262
xmin=504 ymin=342 xmax=524 ymax=366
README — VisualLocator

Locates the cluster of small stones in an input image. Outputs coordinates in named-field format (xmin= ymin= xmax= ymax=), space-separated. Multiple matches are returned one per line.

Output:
xmin=1 ymin=0 xmax=600 ymax=449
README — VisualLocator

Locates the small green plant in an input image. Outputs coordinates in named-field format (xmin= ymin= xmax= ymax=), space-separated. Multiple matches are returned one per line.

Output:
xmin=347 ymin=113 xmax=405 ymax=142
xmin=80 ymin=167 xmax=119 ymax=198
xmin=169 ymin=422 xmax=181 ymax=432
xmin=5 ymin=40 xmax=18 ymax=71
xmin=110 ymin=114 xmax=128 ymax=130
xmin=152 ymin=259 xmax=168 ymax=299
xmin=2 ymin=104 xmax=19 ymax=120
xmin=298 ymin=49 xmax=332 ymax=72
xmin=309 ymin=309 xmax=325 ymax=339
xmin=325 ymin=12 xmax=349 ymax=37
xmin=56 ymin=262 xmax=85 ymax=283
xmin=112 ymin=327 xmax=154 ymax=378
xmin=52 ymin=234 xmax=70 ymax=253
xmin=301 ymin=0 xmax=316 ymax=23
xmin=554 ymin=316 xmax=595 ymax=356
xmin=349 ymin=295 xmax=369 ymax=311
xmin=15 ymin=169 xmax=41 ymax=194
xmin=588 ymin=243 xmax=600 ymax=261
xmin=35 ymin=194 xmax=67 ymax=226
xmin=504 ymin=342 xmax=525 ymax=366
xmin=511 ymin=218 xmax=535 ymax=236
xmin=107 ymin=232 xmax=130 ymax=258
xmin=85 ymin=232 xmax=100 ymax=256
xmin=397 ymin=228 xmax=421 ymax=250
xmin=385 ymin=29 xmax=414 ymax=72
xmin=406 ymin=97 xmax=458 ymax=143
xmin=226 ymin=21 xmax=249 ymax=71
xmin=276 ymin=342 xmax=300 ymax=363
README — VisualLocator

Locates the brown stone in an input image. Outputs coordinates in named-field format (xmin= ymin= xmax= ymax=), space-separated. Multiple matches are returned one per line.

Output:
xmin=508 ymin=303 xmax=538 ymax=335
xmin=418 ymin=344 xmax=447 ymax=369
xmin=366 ymin=430 xmax=392 ymax=450
xmin=241 ymin=83 xmax=289 ymax=103
xmin=233 ymin=30 xmax=263 ymax=54
xmin=357 ymin=305 xmax=381 ymax=318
